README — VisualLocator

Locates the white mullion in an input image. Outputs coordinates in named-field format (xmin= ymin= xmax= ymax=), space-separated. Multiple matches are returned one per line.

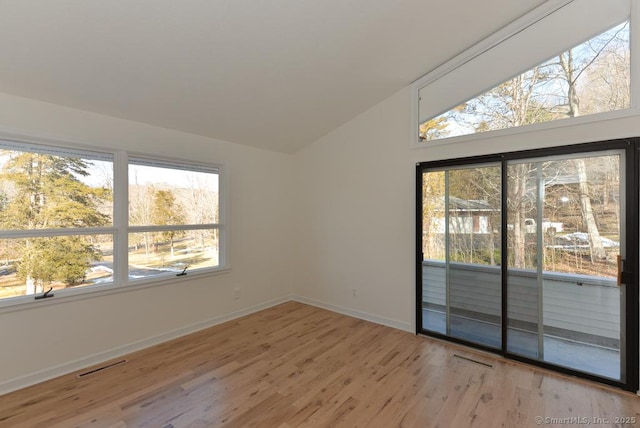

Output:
xmin=128 ymin=224 xmax=220 ymax=234
xmin=0 ymin=227 xmax=116 ymax=239
xmin=217 ymin=163 xmax=228 ymax=268
xmin=113 ymin=150 xmax=129 ymax=285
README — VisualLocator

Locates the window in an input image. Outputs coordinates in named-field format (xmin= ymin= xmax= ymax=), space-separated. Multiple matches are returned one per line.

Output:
xmin=412 ymin=0 xmax=633 ymax=145
xmin=0 ymin=139 xmax=225 ymax=305
xmin=421 ymin=165 xmax=501 ymax=265
xmin=421 ymin=21 xmax=629 ymax=141
xmin=128 ymin=159 xmax=221 ymax=280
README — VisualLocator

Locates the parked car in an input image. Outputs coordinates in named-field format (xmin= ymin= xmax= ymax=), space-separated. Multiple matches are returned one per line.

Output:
xmin=549 ymin=232 xmax=619 ymax=250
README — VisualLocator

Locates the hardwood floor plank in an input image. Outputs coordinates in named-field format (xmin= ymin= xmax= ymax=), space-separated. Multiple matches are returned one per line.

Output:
xmin=1 ymin=301 xmax=638 ymax=428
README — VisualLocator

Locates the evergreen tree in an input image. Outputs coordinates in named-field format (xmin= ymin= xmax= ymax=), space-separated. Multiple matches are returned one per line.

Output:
xmin=151 ymin=189 xmax=185 ymax=258
xmin=0 ymin=152 xmax=110 ymax=293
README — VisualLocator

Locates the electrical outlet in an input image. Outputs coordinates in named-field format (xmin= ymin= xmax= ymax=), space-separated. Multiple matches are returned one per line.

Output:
xmin=233 ymin=287 xmax=240 ymax=300
xmin=352 ymin=288 xmax=357 ymax=297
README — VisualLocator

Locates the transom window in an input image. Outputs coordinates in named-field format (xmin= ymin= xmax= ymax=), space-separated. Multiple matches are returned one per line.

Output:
xmin=412 ymin=0 xmax=633 ymax=146
xmin=420 ymin=21 xmax=629 ymax=142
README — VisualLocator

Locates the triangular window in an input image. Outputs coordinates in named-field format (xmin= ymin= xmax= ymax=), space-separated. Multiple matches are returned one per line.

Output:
xmin=420 ymin=21 xmax=629 ymax=142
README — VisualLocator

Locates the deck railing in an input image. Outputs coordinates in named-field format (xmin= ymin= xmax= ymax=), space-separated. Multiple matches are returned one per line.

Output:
xmin=422 ymin=260 xmax=619 ymax=347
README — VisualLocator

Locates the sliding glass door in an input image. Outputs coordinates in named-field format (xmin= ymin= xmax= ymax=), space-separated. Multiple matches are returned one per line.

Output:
xmin=505 ymin=151 xmax=625 ymax=381
xmin=416 ymin=139 xmax=638 ymax=391
xmin=420 ymin=162 xmax=502 ymax=349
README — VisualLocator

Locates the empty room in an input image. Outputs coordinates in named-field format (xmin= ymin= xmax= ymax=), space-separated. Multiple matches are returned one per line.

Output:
xmin=1 ymin=0 xmax=639 ymax=426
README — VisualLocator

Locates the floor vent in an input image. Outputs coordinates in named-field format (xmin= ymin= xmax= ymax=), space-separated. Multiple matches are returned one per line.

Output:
xmin=76 ymin=359 xmax=128 ymax=379
xmin=453 ymin=354 xmax=493 ymax=368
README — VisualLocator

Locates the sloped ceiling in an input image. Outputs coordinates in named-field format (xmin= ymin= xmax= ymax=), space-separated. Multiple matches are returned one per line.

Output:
xmin=0 ymin=0 xmax=547 ymax=153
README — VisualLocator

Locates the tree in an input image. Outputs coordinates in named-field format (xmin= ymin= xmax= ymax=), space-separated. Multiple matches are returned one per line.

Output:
xmin=442 ymin=22 xmax=628 ymax=268
xmin=506 ymin=163 xmax=532 ymax=269
xmin=433 ymin=21 xmax=629 ymax=139
xmin=555 ymin=23 xmax=628 ymax=262
xmin=419 ymin=116 xmax=450 ymax=141
xmin=0 ymin=152 xmax=110 ymax=294
xmin=129 ymin=181 xmax=154 ymax=259
xmin=18 ymin=236 xmax=101 ymax=286
xmin=182 ymin=173 xmax=219 ymax=249
xmin=421 ymin=171 xmax=445 ymax=260
xmin=449 ymin=166 xmax=502 ymax=265
xmin=151 ymin=189 xmax=185 ymax=258
xmin=573 ymin=159 xmax=606 ymax=262
xmin=580 ymin=48 xmax=630 ymax=114
xmin=557 ymin=22 xmax=629 ymax=117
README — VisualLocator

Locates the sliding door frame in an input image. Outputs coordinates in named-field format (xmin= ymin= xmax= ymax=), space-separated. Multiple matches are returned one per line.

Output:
xmin=416 ymin=137 xmax=639 ymax=392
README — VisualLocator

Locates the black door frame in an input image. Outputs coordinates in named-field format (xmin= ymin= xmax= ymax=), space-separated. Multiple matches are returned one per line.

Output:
xmin=415 ymin=137 xmax=639 ymax=392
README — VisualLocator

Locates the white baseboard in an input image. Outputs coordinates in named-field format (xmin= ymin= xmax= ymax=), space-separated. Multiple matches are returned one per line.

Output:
xmin=1 ymin=294 xmax=413 ymax=396
xmin=0 ymin=295 xmax=293 ymax=396
xmin=292 ymin=295 xmax=413 ymax=333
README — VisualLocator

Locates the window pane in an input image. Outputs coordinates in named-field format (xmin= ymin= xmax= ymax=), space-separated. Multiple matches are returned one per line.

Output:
xmin=128 ymin=229 xmax=219 ymax=279
xmin=129 ymin=163 xmax=219 ymax=227
xmin=506 ymin=156 xmax=620 ymax=277
xmin=0 ymin=234 xmax=113 ymax=300
xmin=421 ymin=166 xmax=502 ymax=348
xmin=506 ymin=152 xmax=622 ymax=380
xmin=421 ymin=170 xmax=445 ymax=260
xmin=420 ymin=21 xmax=630 ymax=142
xmin=0 ymin=150 xmax=113 ymax=229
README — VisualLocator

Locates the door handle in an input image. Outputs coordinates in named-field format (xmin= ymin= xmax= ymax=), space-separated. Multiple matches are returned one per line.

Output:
xmin=617 ymin=254 xmax=624 ymax=287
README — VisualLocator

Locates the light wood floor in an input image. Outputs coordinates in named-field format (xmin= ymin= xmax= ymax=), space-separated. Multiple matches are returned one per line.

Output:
xmin=1 ymin=301 xmax=639 ymax=427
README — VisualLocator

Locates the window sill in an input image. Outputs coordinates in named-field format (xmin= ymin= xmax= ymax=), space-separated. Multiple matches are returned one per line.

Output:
xmin=0 ymin=266 xmax=231 ymax=315
xmin=410 ymin=108 xmax=640 ymax=151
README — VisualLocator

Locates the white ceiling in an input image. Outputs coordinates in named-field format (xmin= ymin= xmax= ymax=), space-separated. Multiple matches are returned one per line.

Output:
xmin=0 ymin=0 xmax=547 ymax=153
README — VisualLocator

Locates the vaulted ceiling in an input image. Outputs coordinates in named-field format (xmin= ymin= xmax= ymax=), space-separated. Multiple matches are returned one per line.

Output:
xmin=0 ymin=0 xmax=547 ymax=153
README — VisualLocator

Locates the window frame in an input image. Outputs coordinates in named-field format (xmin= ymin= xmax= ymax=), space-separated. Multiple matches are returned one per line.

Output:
xmin=0 ymin=134 xmax=229 ymax=311
xmin=410 ymin=0 xmax=639 ymax=149
xmin=126 ymin=155 xmax=225 ymax=283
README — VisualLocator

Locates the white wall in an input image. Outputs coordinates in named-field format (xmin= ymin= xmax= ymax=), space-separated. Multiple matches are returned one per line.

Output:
xmin=293 ymin=89 xmax=415 ymax=331
xmin=0 ymin=93 xmax=296 ymax=392
xmin=3 ymin=80 xmax=640 ymax=393
xmin=293 ymin=86 xmax=640 ymax=334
